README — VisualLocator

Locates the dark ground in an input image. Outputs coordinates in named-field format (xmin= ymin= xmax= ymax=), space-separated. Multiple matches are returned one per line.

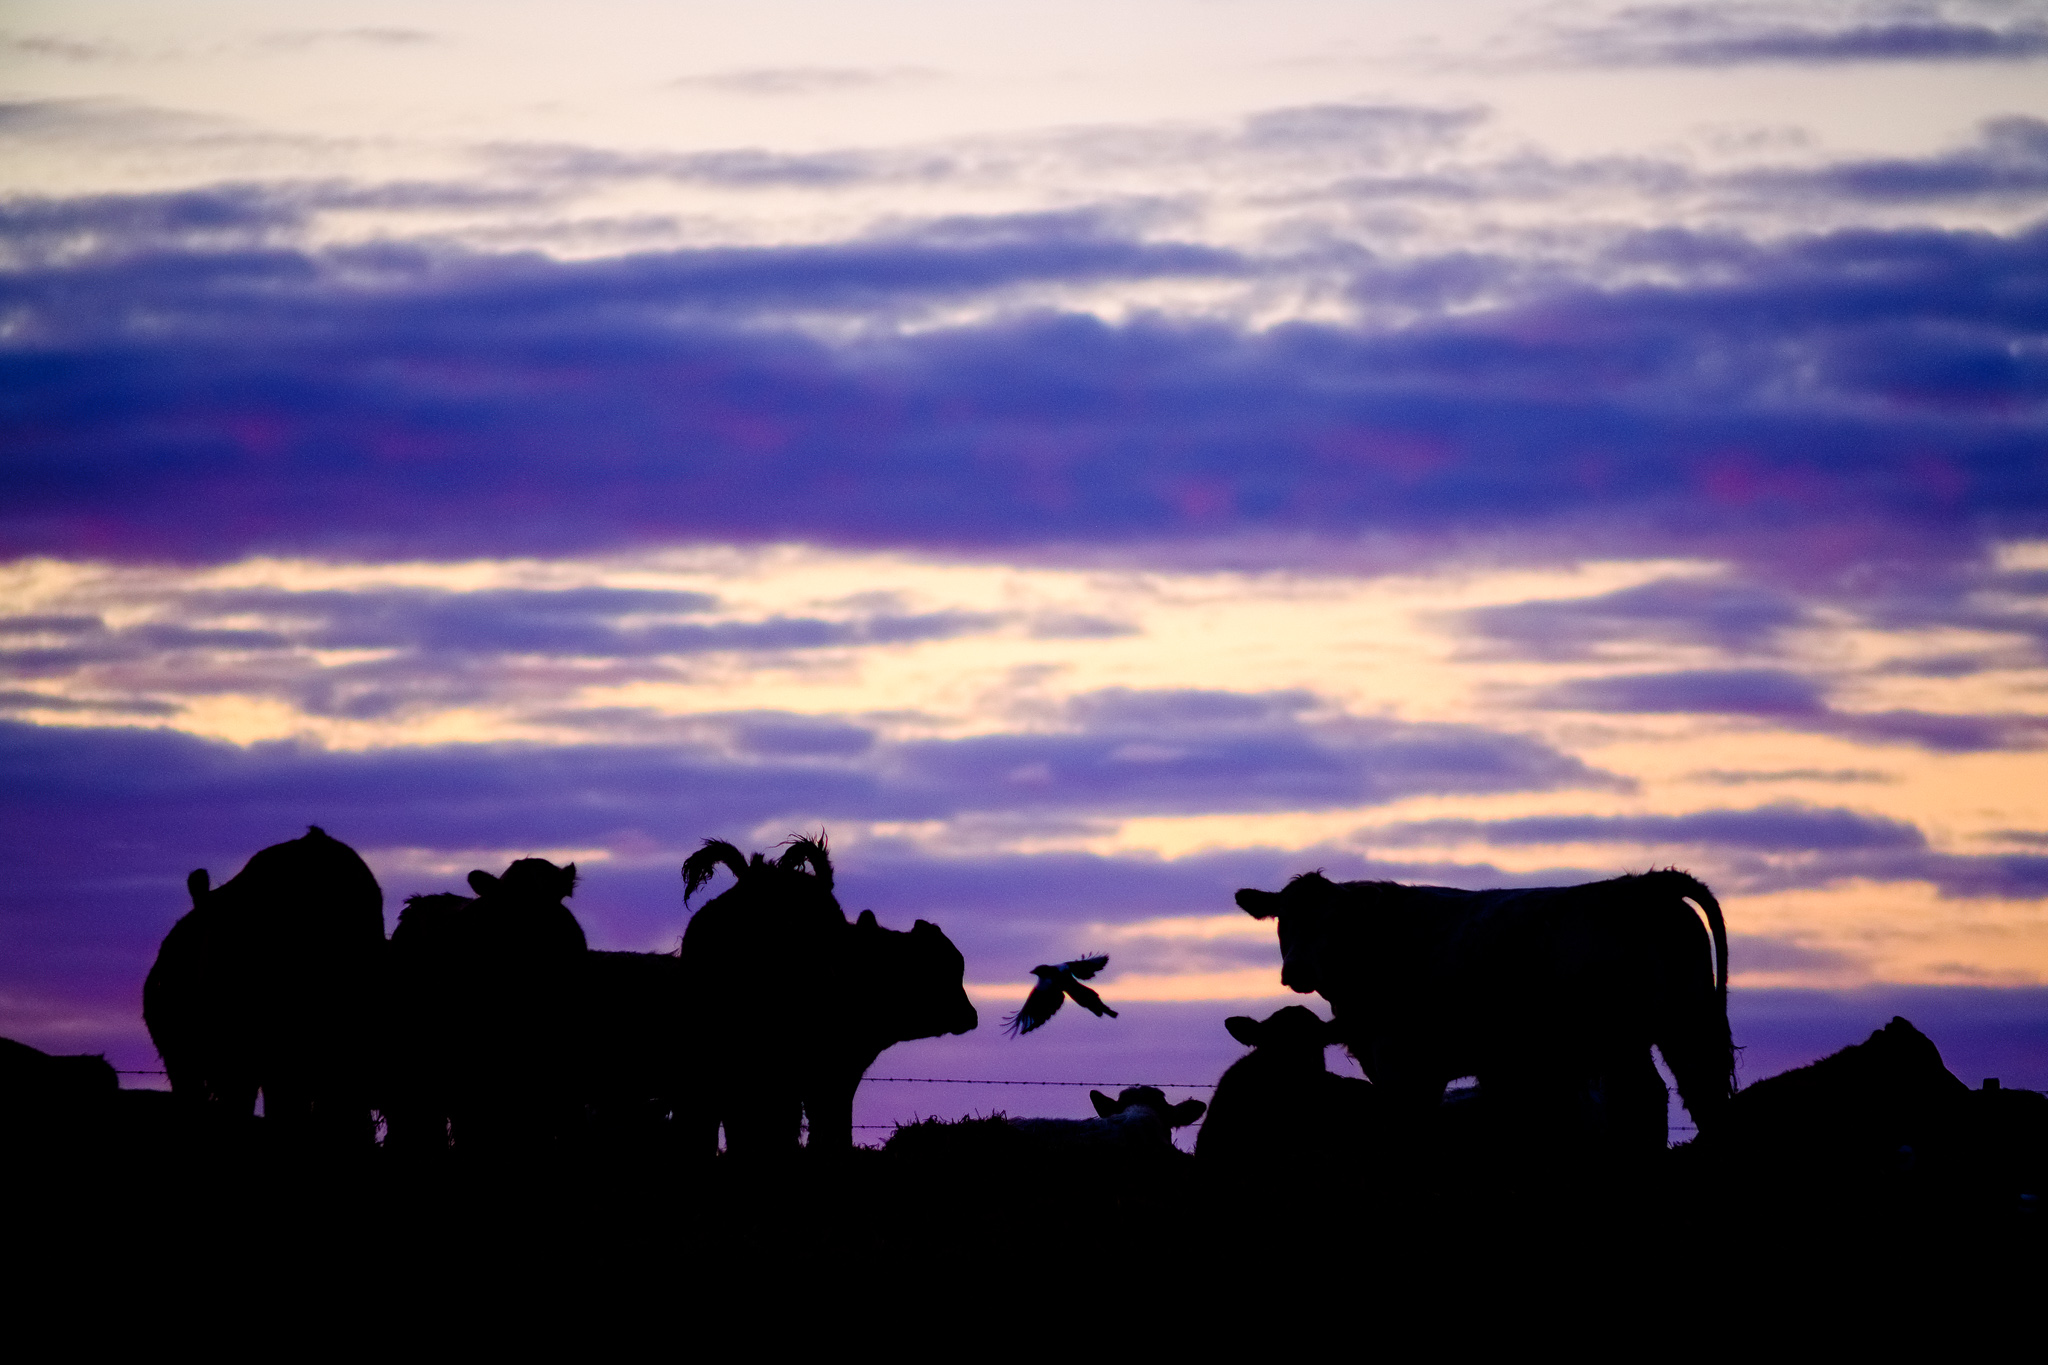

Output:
xmin=8 ymin=1094 xmax=2040 ymax=1342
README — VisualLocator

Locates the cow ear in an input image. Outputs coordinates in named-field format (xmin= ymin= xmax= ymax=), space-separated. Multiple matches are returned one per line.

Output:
xmin=1236 ymin=888 xmax=1281 ymax=918
xmin=858 ymin=909 xmax=877 ymax=928
xmin=1089 ymin=1089 xmax=1119 ymax=1118
xmin=1169 ymin=1099 xmax=1207 ymax=1126
xmin=559 ymin=863 xmax=577 ymax=898
xmin=1225 ymin=1015 xmax=1262 ymax=1047
xmin=186 ymin=868 xmax=210 ymax=905
xmin=467 ymin=870 xmax=497 ymax=896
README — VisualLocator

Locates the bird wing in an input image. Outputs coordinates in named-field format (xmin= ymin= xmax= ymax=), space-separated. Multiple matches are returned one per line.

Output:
xmin=1003 ymin=977 xmax=1068 ymax=1036
xmin=1065 ymin=979 xmax=1119 ymax=1019
xmin=1063 ymin=954 xmax=1110 ymax=980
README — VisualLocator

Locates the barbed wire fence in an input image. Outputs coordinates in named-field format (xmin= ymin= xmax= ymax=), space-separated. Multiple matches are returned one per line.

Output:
xmin=118 ymin=1070 xmax=1702 ymax=1139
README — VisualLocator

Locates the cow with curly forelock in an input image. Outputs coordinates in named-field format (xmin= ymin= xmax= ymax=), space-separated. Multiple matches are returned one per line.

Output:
xmin=677 ymin=835 xmax=977 ymax=1155
xmin=1236 ymin=868 xmax=1732 ymax=1155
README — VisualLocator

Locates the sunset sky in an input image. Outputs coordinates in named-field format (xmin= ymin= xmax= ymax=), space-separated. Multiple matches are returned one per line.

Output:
xmin=5 ymin=0 xmax=2047 ymax=1124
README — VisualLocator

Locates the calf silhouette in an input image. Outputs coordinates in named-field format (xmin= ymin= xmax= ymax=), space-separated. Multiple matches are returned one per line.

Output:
xmin=886 ymin=1086 xmax=1203 ymax=1167
xmin=143 ymin=826 xmax=384 ymax=1146
xmin=1196 ymin=1006 xmax=1380 ymax=1175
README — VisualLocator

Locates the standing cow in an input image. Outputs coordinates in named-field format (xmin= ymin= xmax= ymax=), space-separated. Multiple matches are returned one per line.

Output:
xmin=677 ymin=836 xmax=977 ymax=1155
xmin=143 ymin=826 xmax=385 ymax=1146
xmin=1236 ymin=869 xmax=1731 ymax=1154
xmin=383 ymin=857 xmax=588 ymax=1154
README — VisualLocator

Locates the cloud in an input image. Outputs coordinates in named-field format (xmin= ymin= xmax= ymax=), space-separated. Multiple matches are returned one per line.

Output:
xmin=3 ymin=186 xmax=2043 ymax=581
xmin=0 ymin=588 xmax=1016 ymax=719
xmin=894 ymin=687 xmax=1625 ymax=816
xmin=670 ymin=66 xmax=941 ymax=97
xmin=0 ymin=689 xmax=175 ymax=716
xmin=256 ymin=29 xmax=440 ymax=52
xmin=1364 ymin=802 xmax=1928 ymax=853
xmin=1558 ymin=5 xmax=2048 ymax=66
xmin=1740 ymin=117 xmax=2048 ymax=202
xmin=1455 ymin=577 xmax=1809 ymax=661
xmin=0 ymin=34 xmax=127 ymax=63
xmin=1688 ymin=768 xmax=1892 ymax=785
xmin=1532 ymin=668 xmax=2048 ymax=752
xmin=1728 ymin=933 xmax=1860 ymax=974
xmin=0 ymin=691 xmax=1611 ymax=847
xmin=1537 ymin=668 xmax=1829 ymax=717
xmin=486 ymin=140 xmax=961 ymax=190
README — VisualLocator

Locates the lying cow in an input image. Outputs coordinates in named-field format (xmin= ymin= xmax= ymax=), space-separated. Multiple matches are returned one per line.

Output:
xmin=1237 ymin=868 xmax=1731 ymax=1154
xmin=0 ymin=1037 xmax=118 ymax=1117
xmin=1705 ymin=1015 xmax=2047 ymax=1209
xmin=1007 ymin=1086 xmax=1208 ymax=1152
xmin=887 ymin=1086 xmax=1205 ymax=1166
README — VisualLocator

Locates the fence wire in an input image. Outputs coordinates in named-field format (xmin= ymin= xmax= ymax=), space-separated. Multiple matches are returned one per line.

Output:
xmin=116 ymin=1071 xmax=1701 ymax=1137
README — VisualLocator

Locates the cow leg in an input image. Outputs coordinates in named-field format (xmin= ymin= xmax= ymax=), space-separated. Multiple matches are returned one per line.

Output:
xmin=1658 ymin=1018 xmax=1734 ymax=1136
xmin=802 ymin=1080 xmax=857 ymax=1153
xmin=723 ymin=1075 xmax=801 ymax=1156
xmin=1597 ymin=1050 xmax=1669 ymax=1156
xmin=724 ymin=1099 xmax=801 ymax=1154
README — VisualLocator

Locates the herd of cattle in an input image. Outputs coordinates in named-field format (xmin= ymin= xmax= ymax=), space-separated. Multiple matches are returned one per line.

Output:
xmin=133 ymin=826 xmax=977 ymax=1155
xmin=3 ymin=824 xmax=2044 ymax=1215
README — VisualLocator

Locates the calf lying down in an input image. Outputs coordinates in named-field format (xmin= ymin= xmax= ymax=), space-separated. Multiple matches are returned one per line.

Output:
xmin=1007 ymin=1086 xmax=1208 ymax=1151
xmin=885 ymin=1086 xmax=1206 ymax=1163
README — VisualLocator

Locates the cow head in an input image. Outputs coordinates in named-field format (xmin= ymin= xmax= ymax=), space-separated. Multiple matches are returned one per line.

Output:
xmin=1089 ymin=1085 xmax=1206 ymax=1127
xmin=465 ymin=857 xmax=587 ymax=956
xmin=850 ymin=910 xmax=979 ymax=1041
xmin=469 ymin=857 xmax=577 ymax=904
xmin=1225 ymin=1004 xmax=1337 ymax=1053
xmin=1236 ymin=871 xmax=1343 ymax=996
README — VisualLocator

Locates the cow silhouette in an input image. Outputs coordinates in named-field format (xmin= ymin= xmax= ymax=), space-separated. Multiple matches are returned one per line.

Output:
xmin=143 ymin=826 xmax=384 ymax=1146
xmin=1196 ymin=1005 xmax=1381 ymax=1175
xmin=383 ymin=858 xmax=587 ymax=1154
xmin=677 ymin=836 xmax=977 ymax=1155
xmin=1238 ymin=868 xmax=1731 ymax=1153
xmin=1702 ymin=1016 xmax=2048 ymax=1214
xmin=1718 ymin=1015 xmax=1964 ymax=1168
xmin=0 ymin=1036 xmax=118 ymax=1124
xmin=893 ymin=1087 xmax=1203 ymax=1165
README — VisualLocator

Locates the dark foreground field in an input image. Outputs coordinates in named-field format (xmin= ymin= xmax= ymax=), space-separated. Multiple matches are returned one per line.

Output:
xmin=10 ymin=1096 xmax=2042 ymax=1341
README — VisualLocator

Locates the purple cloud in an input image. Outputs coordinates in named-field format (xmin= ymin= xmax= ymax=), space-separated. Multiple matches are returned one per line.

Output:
xmin=1534 ymin=668 xmax=2048 ymax=752
xmin=1537 ymin=668 xmax=1829 ymax=717
xmin=1742 ymin=117 xmax=2048 ymax=202
xmin=2 ymin=192 xmax=2041 ymax=578
xmin=1456 ymin=577 xmax=1809 ymax=660
xmin=0 ymin=589 xmax=1024 ymax=719
xmin=1561 ymin=7 xmax=2048 ymax=66
xmin=1367 ymin=803 xmax=1928 ymax=854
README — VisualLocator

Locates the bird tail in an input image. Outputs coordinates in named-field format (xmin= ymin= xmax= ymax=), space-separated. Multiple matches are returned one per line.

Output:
xmin=1070 ymin=982 xmax=1118 ymax=1019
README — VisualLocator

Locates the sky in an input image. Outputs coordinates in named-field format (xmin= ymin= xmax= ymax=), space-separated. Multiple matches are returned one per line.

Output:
xmin=4 ymin=0 xmax=2048 ymax=1126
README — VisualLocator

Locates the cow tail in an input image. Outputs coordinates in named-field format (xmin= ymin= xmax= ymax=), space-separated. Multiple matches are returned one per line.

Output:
xmin=1651 ymin=869 xmax=1735 ymax=1109
xmin=1660 ymin=871 xmax=1729 ymax=1004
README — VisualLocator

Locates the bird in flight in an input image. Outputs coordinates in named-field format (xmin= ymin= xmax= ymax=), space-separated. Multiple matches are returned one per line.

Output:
xmin=1005 ymin=955 xmax=1118 ymax=1037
